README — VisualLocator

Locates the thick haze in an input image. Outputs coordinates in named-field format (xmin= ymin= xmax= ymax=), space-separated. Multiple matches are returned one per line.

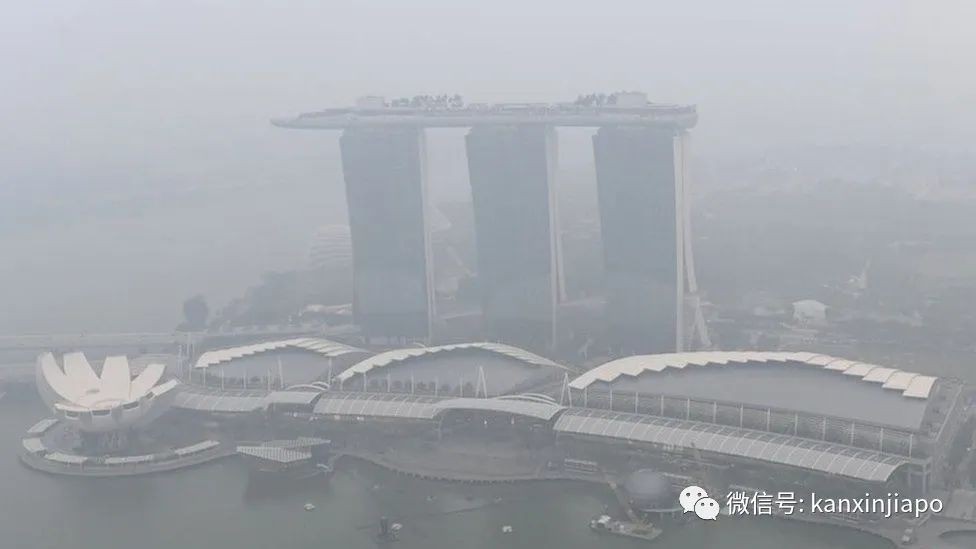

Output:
xmin=2 ymin=1 xmax=975 ymax=333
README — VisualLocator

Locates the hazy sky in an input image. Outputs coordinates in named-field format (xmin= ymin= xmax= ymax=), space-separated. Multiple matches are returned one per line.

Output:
xmin=3 ymin=1 xmax=975 ymax=186
xmin=1 ymin=1 xmax=975 ymax=332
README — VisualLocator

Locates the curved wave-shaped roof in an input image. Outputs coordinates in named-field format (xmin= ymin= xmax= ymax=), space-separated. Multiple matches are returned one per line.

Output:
xmin=569 ymin=351 xmax=938 ymax=400
xmin=335 ymin=342 xmax=570 ymax=383
xmin=194 ymin=337 xmax=366 ymax=369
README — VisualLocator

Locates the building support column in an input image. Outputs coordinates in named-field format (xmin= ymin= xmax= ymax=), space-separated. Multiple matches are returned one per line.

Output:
xmin=593 ymin=127 xmax=681 ymax=354
xmin=465 ymin=125 xmax=560 ymax=351
xmin=340 ymin=127 xmax=434 ymax=342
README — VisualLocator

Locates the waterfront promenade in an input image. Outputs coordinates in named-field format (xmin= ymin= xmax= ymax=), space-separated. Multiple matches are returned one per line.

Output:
xmin=20 ymin=445 xmax=235 ymax=477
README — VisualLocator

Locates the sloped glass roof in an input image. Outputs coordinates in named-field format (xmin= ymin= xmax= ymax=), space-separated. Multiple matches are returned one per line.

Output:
xmin=554 ymin=408 xmax=907 ymax=483
xmin=312 ymin=392 xmax=441 ymax=420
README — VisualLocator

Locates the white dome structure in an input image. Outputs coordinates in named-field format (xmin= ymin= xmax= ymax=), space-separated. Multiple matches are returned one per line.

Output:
xmin=35 ymin=352 xmax=179 ymax=433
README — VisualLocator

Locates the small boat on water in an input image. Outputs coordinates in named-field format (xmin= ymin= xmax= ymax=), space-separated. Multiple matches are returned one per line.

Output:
xmin=590 ymin=514 xmax=662 ymax=542
xmin=376 ymin=516 xmax=400 ymax=542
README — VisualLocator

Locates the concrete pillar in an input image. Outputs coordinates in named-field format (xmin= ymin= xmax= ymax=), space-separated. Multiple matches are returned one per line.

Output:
xmin=339 ymin=127 xmax=434 ymax=341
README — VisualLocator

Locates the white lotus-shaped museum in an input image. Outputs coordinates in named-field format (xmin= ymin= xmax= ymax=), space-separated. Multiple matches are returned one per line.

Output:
xmin=36 ymin=352 xmax=180 ymax=433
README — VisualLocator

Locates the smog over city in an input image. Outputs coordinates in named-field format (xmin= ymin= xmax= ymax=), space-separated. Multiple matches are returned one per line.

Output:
xmin=2 ymin=2 xmax=976 ymax=549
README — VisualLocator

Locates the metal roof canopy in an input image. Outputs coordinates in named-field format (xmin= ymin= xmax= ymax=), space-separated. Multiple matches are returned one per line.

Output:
xmin=22 ymin=438 xmax=46 ymax=454
xmin=173 ymin=386 xmax=324 ymax=413
xmin=554 ymin=408 xmax=908 ymax=483
xmin=173 ymin=387 xmax=270 ymax=413
xmin=267 ymin=391 xmax=322 ymax=406
xmin=237 ymin=445 xmax=311 ymax=464
xmin=434 ymin=397 xmax=565 ymax=421
xmin=26 ymin=418 xmax=58 ymax=436
xmin=174 ymin=440 xmax=220 ymax=456
xmin=313 ymin=392 xmax=441 ymax=420
xmin=262 ymin=437 xmax=329 ymax=449
xmin=45 ymin=452 xmax=88 ymax=465
xmin=104 ymin=455 xmax=154 ymax=465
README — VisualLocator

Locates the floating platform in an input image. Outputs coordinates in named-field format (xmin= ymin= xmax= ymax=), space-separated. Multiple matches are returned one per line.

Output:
xmin=237 ymin=438 xmax=333 ymax=482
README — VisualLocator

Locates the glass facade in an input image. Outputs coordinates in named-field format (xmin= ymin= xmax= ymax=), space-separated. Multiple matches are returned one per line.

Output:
xmin=340 ymin=127 xmax=433 ymax=339
xmin=466 ymin=125 xmax=559 ymax=349
xmin=593 ymin=127 xmax=679 ymax=354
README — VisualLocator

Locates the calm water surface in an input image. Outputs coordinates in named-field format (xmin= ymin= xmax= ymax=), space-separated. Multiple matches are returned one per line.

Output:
xmin=0 ymin=395 xmax=903 ymax=549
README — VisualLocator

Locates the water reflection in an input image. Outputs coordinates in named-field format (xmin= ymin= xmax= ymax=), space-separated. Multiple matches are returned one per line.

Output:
xmin=0 ymin=397 xmax=893 ymax=549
